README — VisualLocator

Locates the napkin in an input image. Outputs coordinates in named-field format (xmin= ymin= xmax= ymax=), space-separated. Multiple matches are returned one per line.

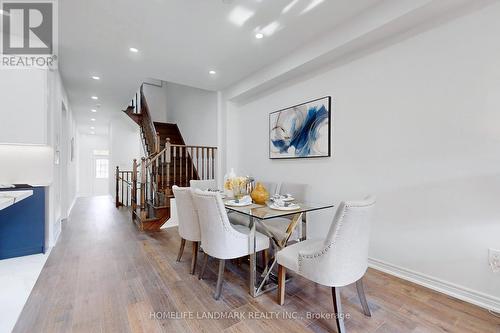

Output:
xmin=234 ymin=195 xmax=252 ymax=205
xmin=273 ymin=199 xmax=297 ymax=208
xmin=272 ymin=193 xmax=292 ymax=199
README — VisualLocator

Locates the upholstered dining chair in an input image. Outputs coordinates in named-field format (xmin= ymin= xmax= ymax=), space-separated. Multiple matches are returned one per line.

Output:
xmin=262 ymin=182 xmax=309 ymax=243
xmin=192 ymin=189 xmax=270 ymax=300
xmin=172 ymin=186 xmax=201 ymax=275
xmin=190 ymin=179 xmax=217 ymax=190
xmin=276 ymin=196 xmax=376 ymax=333
xmin=260 ymin=181 xmax=279 ymax=196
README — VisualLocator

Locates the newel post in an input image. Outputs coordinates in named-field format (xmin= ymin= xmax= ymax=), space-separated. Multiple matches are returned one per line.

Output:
xmin=132 ymin=159 xmax=137 ymax=211
xmin=140 ymin=157 xmax=147 ymax=220
xmin=165 ymin=138 xmax=171 ymax=195
xmin=115 ymin=166 xmax=120 ymax=208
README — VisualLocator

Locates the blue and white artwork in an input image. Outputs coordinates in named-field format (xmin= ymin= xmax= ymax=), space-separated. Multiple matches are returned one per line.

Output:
xmin=269 ymin=97 xmax=331 ymax=159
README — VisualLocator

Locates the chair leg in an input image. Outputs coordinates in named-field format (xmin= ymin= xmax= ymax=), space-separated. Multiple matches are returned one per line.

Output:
xmin=356 ymin=278 xmax=371 ymax=317
xmin=190 ymin=242 xmax=199 ymax=275
xmin=214 ymin=259 xmax=225 ymax=300
xmin=331 ymin=287 xmax=346 ymax=333
xmin=262 ymin=249 xmax=269 ymax=268
xmin=277 ymin=265 xmax=286 ymax=305
xmin=198 ymin=253 xmax=209 ymax=280
xmin=176 ymin=238 xmax=186 ymax=262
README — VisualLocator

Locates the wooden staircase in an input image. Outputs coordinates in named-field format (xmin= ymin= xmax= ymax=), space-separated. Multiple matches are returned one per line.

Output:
xmin=116 ymin=84 xmax=217 ymax=231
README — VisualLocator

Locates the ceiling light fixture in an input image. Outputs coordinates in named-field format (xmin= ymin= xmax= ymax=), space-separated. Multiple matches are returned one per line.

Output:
xmin=255 ymin=33 xmax=264 ymax=39
xmin=91 ymin=76 xmax=100 ymax=80
xmin=301 ymin=0 xmax=324 ymax=14
xmin=129 ymin=47 xmax=139 ymax=53
xmin=282 ymin=0 xmax=300 ymax=13
xmin=91 ymin=96 xmax=98 ymax=100
xmin=209 ymin=70 xmax=216 ymax=75
xmin=261 ymin=21 xmax=280 ymax=36
xmin=91 ymin=132 xmax=95 ymax=135
xmin=91 ymin=118 xmax=96 ymax=122
xmin=90 ymin=126 xmax=95 ymax=130
xmin=91 ymin=109 xmax=97 ymax=113
xmin=228 ymin=6 xmax=254 ymax=26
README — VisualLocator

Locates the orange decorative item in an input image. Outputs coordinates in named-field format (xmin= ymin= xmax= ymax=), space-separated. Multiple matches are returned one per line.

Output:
xmin=251 ymin=182 xmax=269 ymax=205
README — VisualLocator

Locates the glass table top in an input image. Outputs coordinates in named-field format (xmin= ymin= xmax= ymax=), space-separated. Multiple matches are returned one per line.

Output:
xmin=224 ymin=201 xmax=335 ymax=220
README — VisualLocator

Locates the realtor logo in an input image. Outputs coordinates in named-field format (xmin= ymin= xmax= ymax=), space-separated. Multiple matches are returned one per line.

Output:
xmin=2 ymin=1 xmax=53 ymax=55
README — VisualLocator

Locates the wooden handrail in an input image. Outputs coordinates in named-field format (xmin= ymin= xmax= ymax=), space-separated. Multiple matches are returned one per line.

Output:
xmin=121 ymin=83 xmax=219 ymax=224
xmin=139 ymin=85 xmax=159 ymax=156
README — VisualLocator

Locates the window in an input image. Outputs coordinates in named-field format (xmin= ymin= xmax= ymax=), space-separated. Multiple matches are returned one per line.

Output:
xmin=95 ymin=159 xmax=109 ymax=179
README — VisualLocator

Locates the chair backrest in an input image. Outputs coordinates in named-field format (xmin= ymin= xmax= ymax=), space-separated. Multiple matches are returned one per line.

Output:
xmin=321 ymin=196 xmax=376 ymax=286
xmin=259 ymin=181 xmax=279 ymax=196
xmin=190 ymin=179 xmax=217 ymax=190
xmin=172 ymin=186 xmax=201 ymax=242
xmin=191 ymin=189 xmax=250 ymax=259
xmin=278 ymin=182 xmax=308 ymax=202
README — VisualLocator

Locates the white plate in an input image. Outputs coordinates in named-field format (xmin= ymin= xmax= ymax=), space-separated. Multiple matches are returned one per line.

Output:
xmin=225 ymin=200 xmax=252 ymax=207
xmin=269 ymin=204 xmax=300 ymax=211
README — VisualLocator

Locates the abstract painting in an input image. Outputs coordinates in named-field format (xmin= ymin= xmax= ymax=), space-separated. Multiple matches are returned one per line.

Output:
xmin=269 ymin=96 xmax=331 ymax=159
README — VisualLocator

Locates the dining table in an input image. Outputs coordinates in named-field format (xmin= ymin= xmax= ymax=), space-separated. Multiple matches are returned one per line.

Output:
xmin=224 ymin=200 xmax=335 ymax=297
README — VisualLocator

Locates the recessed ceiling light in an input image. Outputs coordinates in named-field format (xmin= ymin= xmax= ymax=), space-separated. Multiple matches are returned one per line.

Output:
xmin=91 ymin=109 xmax=97 ymax=113
xmin=90 ymin=126 xmax=95 ymax=130
xmin=91 ymin=76 xmax=100 ymax=80
xmin=91 ymin=118 xmax=96 ymax=122
xmin=91 ymin=96 xmax=98 ymax=100
xmin=129 ymin=47 xmax=139 ymax=53
xmin=255 ymin=33 xmax=264 ymax=39
xmin=209 ymin=70 xmax=216 ymax=75
xmin=91 ymin=132 xmax=95 ymax=135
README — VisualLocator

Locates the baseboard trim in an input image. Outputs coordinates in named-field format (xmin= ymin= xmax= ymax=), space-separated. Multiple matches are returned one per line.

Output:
xmin=368 ymin=257 xmax=500 ymax=313
xmin=67 ymin=196 xmax=77 ymax=217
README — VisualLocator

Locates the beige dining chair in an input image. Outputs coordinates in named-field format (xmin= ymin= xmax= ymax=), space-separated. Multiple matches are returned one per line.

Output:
xmin=276 ymin=196 xmax=376 ymax=333
xmin=172 ymin=186 xmax=201 ymax=274
xmin=192 ymin=189 xmax=270 ymax=300
xmin=190 ymin=179 xmax=217 ymax=190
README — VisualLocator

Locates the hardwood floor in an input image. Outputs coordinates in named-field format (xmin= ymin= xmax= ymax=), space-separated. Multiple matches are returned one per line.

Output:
xmin=13 ymin=196 xmax=500 ymax=333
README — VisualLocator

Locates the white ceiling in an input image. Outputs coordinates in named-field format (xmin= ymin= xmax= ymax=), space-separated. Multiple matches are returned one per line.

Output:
xmin=59 ymin=0 xmax=381 ymax=130
xmin=60 ymin=0 xmax=492 ymax=133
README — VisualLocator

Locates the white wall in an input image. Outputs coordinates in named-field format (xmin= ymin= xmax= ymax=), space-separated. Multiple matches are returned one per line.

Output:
xmin=142 ymin=83 xmax=168 ymax=123
xmin=77 ymin=133 xmax=109 ymax=197
xmin=108 ymin=113 xmax=142 ymax=196
xmin=165 ymin=82 xmax=218 ymax=146
xmin=46 ymin=70 xmax=79 ymax=247
xmin=0 ymin=69 xmax=47 ymax=144
xmin=225 ymin=3 xmax=500 ymax=308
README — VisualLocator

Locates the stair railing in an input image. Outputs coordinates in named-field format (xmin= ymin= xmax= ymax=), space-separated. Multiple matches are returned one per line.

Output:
xmin=128 ymin=85 xmax=159 ymax=157
xmin=115 ymin=166 xmax=134 ymax=207
xmin=122 ymin=83 xmax=218 ymax=226
xmin=139 ymin=85 xmax=159 ymax=157
xmin=127 ymin=140 xmax=218 ymax=217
